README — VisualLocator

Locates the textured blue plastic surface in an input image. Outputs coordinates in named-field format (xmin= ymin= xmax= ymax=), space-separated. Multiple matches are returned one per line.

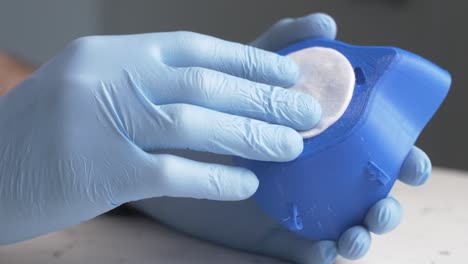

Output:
xmin=236 ymin=39 xmax=451 ymax=241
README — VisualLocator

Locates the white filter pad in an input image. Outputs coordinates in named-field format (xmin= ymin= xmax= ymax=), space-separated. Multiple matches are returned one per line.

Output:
xmin=287 ymin=47 xmax=355 ymax=138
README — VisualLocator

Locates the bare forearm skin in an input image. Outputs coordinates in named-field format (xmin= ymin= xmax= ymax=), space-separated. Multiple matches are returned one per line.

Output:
xmin=0 ymin=52 xmax=35 ymax=96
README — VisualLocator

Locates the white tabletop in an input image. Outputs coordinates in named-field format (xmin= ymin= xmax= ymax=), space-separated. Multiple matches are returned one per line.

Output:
xmin=1 ymin=168 xmax=467 ymax=264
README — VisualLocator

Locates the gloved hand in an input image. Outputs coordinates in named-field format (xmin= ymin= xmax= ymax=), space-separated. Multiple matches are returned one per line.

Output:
xmin=250 ymin=13 xmax=433 ymax=262
xmin=132 ymin=13 xmax=433 ymax=264
xmin=0 ymin=31 xmax=322 ymax=244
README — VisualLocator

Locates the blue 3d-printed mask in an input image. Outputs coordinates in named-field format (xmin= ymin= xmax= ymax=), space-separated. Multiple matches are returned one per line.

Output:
xmin=236 ymin=39 xmax=451 ymax=240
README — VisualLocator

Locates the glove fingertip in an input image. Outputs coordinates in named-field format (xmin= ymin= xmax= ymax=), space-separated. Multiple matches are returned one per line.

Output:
xmin=365 ymin=197 xmax=402 ymax=235
xmin=293 ymin=241 xmax=337 ymax=264
xmin=399 ymin=146 xmax=432 ymax=186
xmin=208 ymin=166 xmax=260 ymax=201
xmin=277 ymin=128 xmax=304 ymax=162
xmin=236 ymin=168 xmax=260 ymax=199
xmin=316 ymin=241 xmax=338 ymax=264
xmin=338 ymin=226 xmax=371 ymax=260
xmin=299 ymin=13 xmax=337 ymax=40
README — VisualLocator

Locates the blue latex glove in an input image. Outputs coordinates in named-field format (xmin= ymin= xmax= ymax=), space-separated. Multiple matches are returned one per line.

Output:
xmin=132 ymin=13 xmax=432 ymax=264
xmin=0 ymin=31 xmax=323 ymax=244
xmin=252 ymin=13 xmax=433 ymax=262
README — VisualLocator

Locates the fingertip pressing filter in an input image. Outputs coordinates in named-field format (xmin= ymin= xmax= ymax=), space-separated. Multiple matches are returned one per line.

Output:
xmin=287 ymin=47 xmax=355 ymax=138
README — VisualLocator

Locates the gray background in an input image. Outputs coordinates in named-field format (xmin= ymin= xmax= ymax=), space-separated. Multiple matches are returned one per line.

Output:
xmin=0 ymin=0 xmax=465 ymax=169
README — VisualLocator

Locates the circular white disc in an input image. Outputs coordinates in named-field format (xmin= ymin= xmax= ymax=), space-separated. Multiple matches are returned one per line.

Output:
xmin=287 ymin=47 xmax=355 ymax=138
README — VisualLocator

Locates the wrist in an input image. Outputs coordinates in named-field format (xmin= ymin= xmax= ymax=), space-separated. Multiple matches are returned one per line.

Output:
xmin=0 ymin=52 xmax=35 ymax=96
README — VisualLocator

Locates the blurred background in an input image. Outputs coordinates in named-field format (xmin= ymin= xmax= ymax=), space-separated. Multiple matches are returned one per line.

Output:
xmin=0 ymin=0 xmax=465 ymax=170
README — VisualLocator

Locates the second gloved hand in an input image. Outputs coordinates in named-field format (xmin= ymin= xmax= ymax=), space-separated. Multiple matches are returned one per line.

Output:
xmin=0 ymin=32 xmax=322 ymax=244
xmin=132 ymin=13 xmax=433 ymax=264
